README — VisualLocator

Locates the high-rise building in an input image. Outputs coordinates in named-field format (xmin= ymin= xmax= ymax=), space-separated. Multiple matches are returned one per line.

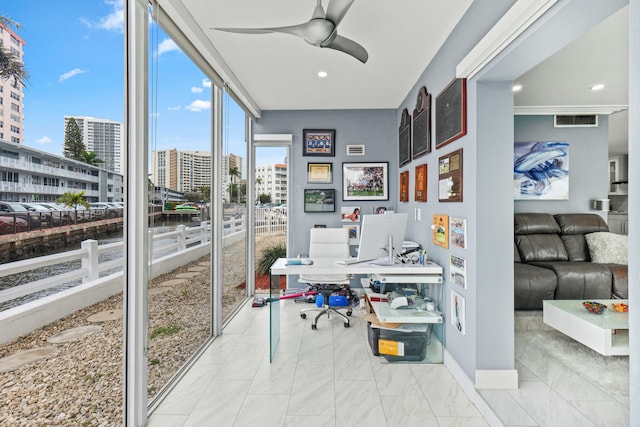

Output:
xmin=0 ymin=23 xmax=26 ymax=144
xmin=256 ymin=163 xmax=287 ymax=204
xmin=151 ymin=149 xmax=212 ymax=193
xmin=64 ymin=116 xmax=123 ymax=174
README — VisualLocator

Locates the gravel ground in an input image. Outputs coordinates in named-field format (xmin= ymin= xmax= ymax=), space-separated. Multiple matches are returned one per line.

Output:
xmin=0 ymin=234 xmax=285 ymax=426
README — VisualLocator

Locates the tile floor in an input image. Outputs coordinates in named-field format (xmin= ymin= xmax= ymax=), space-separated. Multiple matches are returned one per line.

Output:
xmin=147 ymin=303 xmax=629 ymax=427
xmin=148 ymin=299 xmax=489 ymax=426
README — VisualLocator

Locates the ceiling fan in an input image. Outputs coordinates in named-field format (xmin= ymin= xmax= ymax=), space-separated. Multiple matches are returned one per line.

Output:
xmin=213 ymin=0 xmax=368 ymax=63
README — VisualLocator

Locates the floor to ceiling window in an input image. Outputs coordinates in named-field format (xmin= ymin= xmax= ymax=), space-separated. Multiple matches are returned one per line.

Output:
xmin=145 ymin=9 xmax=213 ymax=405
xmin=221 ymin=91 xmax=250 ymax=320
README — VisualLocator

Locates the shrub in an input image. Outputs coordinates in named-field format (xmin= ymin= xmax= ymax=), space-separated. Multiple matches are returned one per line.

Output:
xmin=256 ymin=243 xmax=286 ymax=275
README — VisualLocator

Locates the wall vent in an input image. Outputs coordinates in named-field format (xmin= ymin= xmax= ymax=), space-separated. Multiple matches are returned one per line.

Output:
xmin=554 ymin=114 xmax=598 ymax=127
xmin=346 ymin=144 xmax=365 ymax=155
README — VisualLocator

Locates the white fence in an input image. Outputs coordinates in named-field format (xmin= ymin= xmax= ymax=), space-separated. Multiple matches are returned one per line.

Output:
xmin=0 ymin=209 xmax=288 ymax=344
xmin=0 ymin=220 xmax=233 ymax=344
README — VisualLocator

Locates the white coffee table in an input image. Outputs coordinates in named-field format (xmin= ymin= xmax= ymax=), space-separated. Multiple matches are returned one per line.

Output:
xmin=542 ymin=299 xmax=629 ymax=356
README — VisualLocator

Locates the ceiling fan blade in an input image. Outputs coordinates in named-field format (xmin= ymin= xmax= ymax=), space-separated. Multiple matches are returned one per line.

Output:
xmin=325 ymin=0 xmax=355 ymax=26
xmin=215 ymin=23 xmax=310 ymax=39
xmin=323 ymin=34 xmax=368 ymax=63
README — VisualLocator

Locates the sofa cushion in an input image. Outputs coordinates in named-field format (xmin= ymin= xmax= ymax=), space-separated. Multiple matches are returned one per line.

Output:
xmin=514 ymin=263 xmax=556 ymax=310
xmin=585 ymin=232 xmax=628 ymax=264
xmin=607 ymin=264 xmax=628 ymax=299
xmin=515 ymin=213 xmax=561 ymax=235
xmin=554 ymin=213 xmax=609 ymax=234
xmin=516 ymin=234 xmax=568 ymax=262
xmin=533 ymin=261 xmax=612 ymax=300
xmin=561 ymin=235 xmax=591 ymax=262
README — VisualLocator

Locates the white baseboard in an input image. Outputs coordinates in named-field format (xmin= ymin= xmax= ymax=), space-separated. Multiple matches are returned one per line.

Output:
xmin=444 ymin=350 xmax=506 ymax=427
xmin=476 ymin=369 xmax=519 ymax=389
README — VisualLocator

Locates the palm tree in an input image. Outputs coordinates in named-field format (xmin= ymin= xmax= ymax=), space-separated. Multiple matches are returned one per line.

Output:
xmin=229 ymin=166 xmax=240 ymax=202
xmin=79 ymin=150 xmax=105 ymax=166
xmin=56 ymin=191 xmax=91 ymax=223
xmin=0 ymin=17 xmax=29 ymax=86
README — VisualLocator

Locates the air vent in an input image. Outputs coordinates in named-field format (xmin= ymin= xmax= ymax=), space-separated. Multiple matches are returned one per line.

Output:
xmin=554 ymin=114 xmax=598 ymax=127
xmin=346 ymin=144 xmax=365 ymax=156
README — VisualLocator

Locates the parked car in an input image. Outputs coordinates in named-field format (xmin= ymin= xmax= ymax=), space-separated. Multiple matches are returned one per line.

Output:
xmin=0 ymin=202 xmax=47 ymax=229
xmin=0 ymin=215 xmax=29 ymax=234
xmin=37 ymin=203 xmax=75 ymax=225
xmin=89 ymin=202 xmax=122 ymax=219
xmin=19 ymin=202 xmax=62 ymax=226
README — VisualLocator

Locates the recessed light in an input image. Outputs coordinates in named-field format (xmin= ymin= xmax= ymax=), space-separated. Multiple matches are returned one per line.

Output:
xmin=591 ymin=84 xmax=605 ymax=91
xmin=317 ymin=71 xmax=328 ymax=78
xmin=512 ymin=84 xmax=522 ymax=92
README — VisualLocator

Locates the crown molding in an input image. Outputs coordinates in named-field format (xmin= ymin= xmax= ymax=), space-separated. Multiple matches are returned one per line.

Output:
xmin=457 ymin=0 xmax=558 ymax=79
xmin=514 ymin=105 xmax=628 ymax=115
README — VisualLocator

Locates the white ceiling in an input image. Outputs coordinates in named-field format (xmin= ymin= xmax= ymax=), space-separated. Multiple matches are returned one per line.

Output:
xmin=167 ymin=0 xmax=628 ymax=154
xmin=178 ymin=0 xmax=473 ymax=110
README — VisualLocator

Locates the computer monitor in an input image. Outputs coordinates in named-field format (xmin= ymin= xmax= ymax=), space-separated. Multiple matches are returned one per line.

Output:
xmin=356 ymin=212 xmax=408 ymax=263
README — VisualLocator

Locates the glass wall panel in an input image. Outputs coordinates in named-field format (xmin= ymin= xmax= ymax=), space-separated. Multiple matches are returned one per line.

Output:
xmin=255 ymin=146 xmax=288 ymax=293
xmin=146 ymin=17 xmax=211 ymax=403
xmin=0 ymin=2 xmax=125 ymax=425
xmin=221 ymin=93 xmax=248 ymax=320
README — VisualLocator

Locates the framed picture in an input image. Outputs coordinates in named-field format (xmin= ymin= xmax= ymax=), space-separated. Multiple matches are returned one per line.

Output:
xmin=412 ymin=86 xmax=432 ymax=159
xmin=398 ymin=108 xmax=411 ymax=167
xmin=415 ymin=163 xmax=427 ymax=202
xmin=451 ymin=289 xmax=466 ymax=335
xmin=340 ymin=206 xmax=361 ymax=222
xmin=304 ymin=189 xmax=335 ymax=212
xmin=372 ymin=206 xmax=393 ymax=214
xmin=432 ymin=214 xmax=449 ymax=248
xmin=450 ymin=254 xmax=467 ymax=289
xmin=514 ymin=141 xmax=569 ymax=200
xmin=342 ymin=162 xmax=389 ymax=201
xmin=307 ymin=162 xmax=333 ymax=183
xmin=399 ymin=171 xmax=409 ymax=202
xmin=343 ymin=224 xmax=360 ymax=245
xmin=435 ymin=78 xmax=467 ymax=149
xmin=449 ymin=216 xmax=467 ymax=249
xmin=303 ymin=129 xmax=335 ymax=156
xmin=438 ymin=148 xmax=463 ymax=202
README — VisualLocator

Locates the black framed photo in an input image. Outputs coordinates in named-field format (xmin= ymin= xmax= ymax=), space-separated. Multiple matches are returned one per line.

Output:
xmin=398 ymin=109 xmax=411 ymax=167
xmin=304 ymin=189 xmax=336 ymax=212
xmin=342 ymin=162 xmax=389 ymax=201
xmin=412 ymin=86 xmax=432 ymax=159
xmin=307 ymin=163 xmax=332 ymax=183
xmin=435 ymin=78 xmax=467 ymax=149
xmin=303 ymin=129 xmax=335 ymax=156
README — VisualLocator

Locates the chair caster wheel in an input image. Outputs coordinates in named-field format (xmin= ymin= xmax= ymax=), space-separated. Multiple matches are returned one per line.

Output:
xmin=311 ymin=324 xmax=317 ymax=330
xmin=346 ymin=311 xmax=352 ymax=316
xmin=300 ymin=313 xmax=306 ymax=319
xmin=344 ymin=323 xmax=350 ymax=328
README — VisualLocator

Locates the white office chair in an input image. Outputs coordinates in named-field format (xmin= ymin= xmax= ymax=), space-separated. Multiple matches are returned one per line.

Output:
xmin=299 ymin=228 xmax=353 ymax=329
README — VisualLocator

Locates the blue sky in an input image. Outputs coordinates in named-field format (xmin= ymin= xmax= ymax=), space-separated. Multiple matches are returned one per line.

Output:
xmin=2 ymin=0 xmax=284 ymax=169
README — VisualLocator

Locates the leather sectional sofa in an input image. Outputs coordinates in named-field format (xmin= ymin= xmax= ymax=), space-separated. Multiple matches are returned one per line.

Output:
xmin=514 ymin=213 xmax=628 ymax=310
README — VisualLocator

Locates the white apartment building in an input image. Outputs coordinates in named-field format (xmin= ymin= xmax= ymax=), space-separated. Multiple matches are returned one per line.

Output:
xmin=0 ymin=139 xmax=123 ymax=203
xmin=256 ymin=163 xmax=287 ymax=204
xmin=64 ymin=116 xmax=123 ymax=174
xmin=0 ymin=23 xmax=26 ymax=145
xmin=151 ymin=149 xmax=212 ymax=193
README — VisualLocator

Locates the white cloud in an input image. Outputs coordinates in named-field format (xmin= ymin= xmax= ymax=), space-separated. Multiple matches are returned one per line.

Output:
xmin=157 ymin=38 xmax=179 ymax=56
xmin=81 ymin=0 xmax=124 ymax=33
xmin=36 ymin=136 xmax=53 ymax=145
xmin=59 ymin=68 xmax=87 ymax=82
xmin=191 ymin=86 xmax=204 ymax=93
xmin=202 ymin=79 xmax=212 ymax=88
xmin=185 ymin=100 xmax=211 ymax=112
xmin=168 ymin=106 xmax=182 ymax=111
